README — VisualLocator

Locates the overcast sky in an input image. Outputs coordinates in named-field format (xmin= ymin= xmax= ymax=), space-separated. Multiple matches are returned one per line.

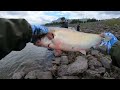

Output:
xmin=0 ymin=11 xmax=120 ymax=25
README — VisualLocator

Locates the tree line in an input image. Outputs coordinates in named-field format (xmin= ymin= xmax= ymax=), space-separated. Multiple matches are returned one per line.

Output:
xmin=44 ymin=18 xmax=100 ymax=26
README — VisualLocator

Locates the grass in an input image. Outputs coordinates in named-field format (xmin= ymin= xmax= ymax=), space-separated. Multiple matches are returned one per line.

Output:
xmin=79 ymin=18 xmax=120 ymax=28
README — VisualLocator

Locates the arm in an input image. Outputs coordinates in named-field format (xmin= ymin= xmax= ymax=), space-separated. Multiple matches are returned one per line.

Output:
xmin=0 ymin=18 xmax=32 ymax=59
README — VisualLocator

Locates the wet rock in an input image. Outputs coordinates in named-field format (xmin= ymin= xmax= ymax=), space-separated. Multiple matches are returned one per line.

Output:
xmin=57 ymin=76 xmax=79 ymax=79
xmin=25 ymin=70 xmax=52 ymax=79
xmin=12 ymin=71 xmax=25 ymax=79
xmin=100 ymin=56 xmax=112 ymax=69
xmin=67 ymin=56 xmax=88 ymax=75
xmin=60 ymin=56 xmax=69 ymax=65
xmin=57 ymin=65 xmax=68 ymax=76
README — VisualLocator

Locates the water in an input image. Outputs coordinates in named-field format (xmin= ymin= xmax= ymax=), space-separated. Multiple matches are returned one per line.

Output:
xmin=0 ymin=43 xmax=55 ymax=78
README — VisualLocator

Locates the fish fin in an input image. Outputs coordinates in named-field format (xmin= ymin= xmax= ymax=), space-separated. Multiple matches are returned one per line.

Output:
xmin=79 ymin=50 xmax=86 ymax=55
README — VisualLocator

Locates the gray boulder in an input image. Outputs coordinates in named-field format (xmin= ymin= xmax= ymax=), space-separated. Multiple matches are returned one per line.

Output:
xmin=12 ymin=71 xmax=25 ymax=79
xmin=88 ymin=58 xmax=102 ymax=69
xmin=67 ymin=56 xmax=88 ymax=75
xmin=25 ymin=70 xmax=52 ymax=79
xmin=100 ymin=56 xmax=112 ymax=69
xmin=85 ymin=69 xmax=101 ymax=79
xmin=91 ymin=50 xmax=100 ymax=57
xmin=60 ymin=56 xmax=69 ymax=65
xmin=52 ymin=57 xmax=61 ymax=65
xmin=57 ymin=65 xmax=68 ymax=76
xmin=95 ymin=67 xmax=106 ymax=74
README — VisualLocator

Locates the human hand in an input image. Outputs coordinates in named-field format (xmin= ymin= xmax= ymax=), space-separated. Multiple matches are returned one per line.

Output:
xmin=31 ymin=25 xmax=48 ymax=44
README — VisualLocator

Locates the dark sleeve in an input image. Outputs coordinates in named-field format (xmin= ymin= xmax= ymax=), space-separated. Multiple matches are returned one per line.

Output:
xmin=0 ymin=18 xmax=32 ymax=53
xmin=109 ymin=41 xmax=120 ymax=67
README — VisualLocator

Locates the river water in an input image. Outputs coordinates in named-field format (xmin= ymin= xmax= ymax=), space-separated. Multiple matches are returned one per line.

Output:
xmin=0 ymin=43 xmax=55 ymax=78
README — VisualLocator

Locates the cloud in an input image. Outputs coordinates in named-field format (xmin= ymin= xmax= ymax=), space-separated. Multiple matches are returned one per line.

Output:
xmin=0 ymin=11 xmax=120 ymax=24
xmin=100 ymin=11 xmax=120 ymax=15
xmin=0 ymin=11 xmax=57 ymax=24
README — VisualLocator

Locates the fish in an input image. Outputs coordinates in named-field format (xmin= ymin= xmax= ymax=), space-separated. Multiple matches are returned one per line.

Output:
xmin=36 ymin=27 xmax=102 ymax=56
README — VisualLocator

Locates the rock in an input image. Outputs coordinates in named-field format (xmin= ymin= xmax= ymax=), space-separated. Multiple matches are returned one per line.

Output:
xmin=97 ymin=46 xmax=107 ymax=55
xmin=25 ymin=70 xmax=52 ymax=79
xmin=87 ymin=54 xmax=96 ymax=60
xmin=91 ymin=50 xmax=99 ymax=57
xmin=57 ymin=76 xmax=79 ymax=79
xmin=60 ymin=56 xmax=69 ymax=65
xmin=89 ymin=65 xmax=95 ymax=70
xmin=95 ymin=67 xmax=106 ymax=74
xmin=67 ymin=56 xmax=88 ymax=75
xmin=50 ymin=65 xmax=58 ymax=77
xmin=100 ymin=56 xmax=112 ymax=69
xmin=88 ymin=58 xmax=102 ymax=69
xmin=66 ymin=51 xmax=82 ymax=64
xmin=103 ymin=72 xmax=110 ymax=77
xmin=57 ymin=65 xmax=68 ymax=76
xmin=85 ymin=69 xmax=101 ymax=79
xmin=103 ymin=77 xmax=115 ymax=79
xmin=52 ymin=57 xmax=61 ymax=65
xmin=83 ymin=67 xmax=105 ymax=79
xmin=109 ymin=65 xmax=120 ymax=79
xmin=12 ymin=71 xmax=25 ymax=79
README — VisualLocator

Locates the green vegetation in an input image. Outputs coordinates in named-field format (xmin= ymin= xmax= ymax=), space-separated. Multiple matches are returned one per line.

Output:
xmin=44 ymin=18 xmax=99 ymax=26
xmin=101 ymin=18 xmax=120 ymax=27
xmin=70 ymin=19 xmax=83 ymax=24
xmin=80 ymin=18 xmax=120 ymax=28
xmin=45 ymin=22 xmax=61 ymax=26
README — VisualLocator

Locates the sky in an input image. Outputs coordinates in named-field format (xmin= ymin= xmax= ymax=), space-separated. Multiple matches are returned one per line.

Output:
xmin=0 ymin=11 xmax=120 ymax=25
